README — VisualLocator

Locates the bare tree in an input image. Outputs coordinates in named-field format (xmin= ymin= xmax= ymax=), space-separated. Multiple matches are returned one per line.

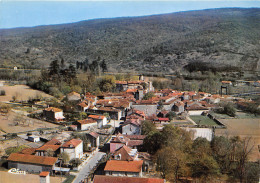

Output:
xmin=236 ymin=137 xmax=254 ymax=183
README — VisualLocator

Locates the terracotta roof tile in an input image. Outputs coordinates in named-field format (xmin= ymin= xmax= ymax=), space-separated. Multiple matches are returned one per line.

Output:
xmin=93 ymin=175 xmax=164 ymax=183
xmin=8 ymin=153 xmax=57 ymax=166
xmin=89 ymin=131 xmax=99 ymax=138
xmin=61 ymin=139 xmax=82 ymax=148
xmin=19 ymin=148 xmax=36 ymax=155
xmin=45 ymin=138 xmax=61 ymax=146
xmin=89 ymin=115 xmax=105 ymax=120
xmin=77 ymin=118 xmax=96 ymax=124
xmin=128 ymin=140 xmax=144 ymax=147
xmin=113 ymin=145 xmax=133 ymax=161
xmin=104 ymin=160 xmax=143 ymax=172
xmin=44 ymin=107 xmax=62 ymax=112
xmin=36 ymin=145 xmax=60 ymax=152
xmin=124 ymin=135 xmax=146 ymax=140
xmin=39 ymin=171 xmax=49 ymax=177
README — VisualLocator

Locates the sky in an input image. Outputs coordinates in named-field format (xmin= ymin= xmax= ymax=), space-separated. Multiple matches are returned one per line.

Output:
xmin=0 ymin=1 xmax=259 ymax=29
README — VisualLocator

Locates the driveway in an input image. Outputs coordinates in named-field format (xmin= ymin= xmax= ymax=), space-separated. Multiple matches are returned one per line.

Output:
xmin=72 ymin=152 xmax=106 ymax=183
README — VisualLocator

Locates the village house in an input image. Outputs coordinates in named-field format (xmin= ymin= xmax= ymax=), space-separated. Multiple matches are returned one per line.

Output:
xmin=35 ymin=138 xmax=62 ymax=157
xmin=172 ymin=101 xmax=185 ymax=113
xmin=132 ymin=101 xmax=158 ymax=116
xmin=60 ymin=139 xmax=83 ymax=160
xmin=122 ymin=119 xmax=142 ymax=135
xmin=7 ymin=153 xmax=57 ymax=173
xmin=76 ymin=101 xmax=89 ymax=112
xmin=93 ymin=175 xmax=164 ymax=183
xmin=104 ymin=160 xmax=143 ymax=177
xmin=86 ymin=131 xmax=100 ymax=148
xmin=35 ymin=140 xmax=60 ymax=157
xmin=110 ymin=134 xmax=130 ymax=153
xmin=66 ymin=91 xmax=81 ymax=102
xmin=43 ymin=107 xmax=65 ymax=122
xmin=186 ymin=104 xmax=209 ymax=115
xmin=76 ymin=118 xmax=97 ymax=130
xmin=112 ymin=145 xmax=138 ymax=161
xmin=126 ymin=109 xmax=146 ymax=120
xmin=110 ymin=134 xmax=145 ymax=153
xmin=88 ymin=115 xmax=107 ymax=128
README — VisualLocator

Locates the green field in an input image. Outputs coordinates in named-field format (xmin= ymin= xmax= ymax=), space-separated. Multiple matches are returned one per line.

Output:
xmin=190 ymin=115 xmax=220 ymax=126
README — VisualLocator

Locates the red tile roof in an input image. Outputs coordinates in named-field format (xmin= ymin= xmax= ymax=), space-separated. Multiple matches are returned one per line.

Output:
xmin=128 ymin=140 xmax=144 ymax=147
xmin=8 ymin=153 xmax=57 ymax=166
xmin=89 ymin=131 xmax=99 ymax=138
xmin=104 ymin=160 xmax=143 ymax=172
xmin=19 ymin=148 xmax=36 ymax=155
xmin=93 ymin=175 xmax=164 ymax=183
xmin=61 ymin=139 xmax=82 ymax=148
xmin=39 ymin=171 xmax=49 ymax=177
xmin=77 ymin=118 xmax=96 ymax=124
xmin=113 ymin=145 xmax=133 ymax=161
xmin=78 ymin=102 xmax=88 ymax=108
xmin=158 ymin=118 xmax=169 ymax=121
xmin=124 ymin=135 xmax=146 ymax=140
xmin=89 ymin=115 xmax=105 ymax=120
xmin=44 ymin=107 xmax=62 ymax=112
xmin=45 ymin=138 xmax=62 ymax=146
xmin=36 ymin=145 xmax=60 ymax=152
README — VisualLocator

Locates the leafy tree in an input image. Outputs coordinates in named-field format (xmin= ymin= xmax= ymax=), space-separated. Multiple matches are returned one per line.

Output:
xmin=223 ymin=102 xmax=236 ymax=117
xmin=46 ymin=148 xmax=54 ymax=157
xmin=70 ymin=158 xmax=81 ymax=167
xmin=156 ymin=147 xmax=188 ymax=182
xmin=211 ymin=136 xmax=233 ymax=174
xmin=98 ymin=75 xmax=116 ymax=92
xmin=100 ymin=59 xmax=108 ymax=73
xmin=157 ymin=100 xmax=164 ymax=110
xmin=190 ymin=155 xmax=220 ymax=179
xmin=49 ymin=60 xmax=60 ymax=76
xmin=166 ymin=111 xmax=176 ymax=120
xmin=89 ymin=60 xmax=99 ymax=73
xmin=59 ymin=152 xmax=70 ymax=165
xmin=141 ymin=120 xmax=156 ymax=135
xmin=143 ymin=131 xmax=163 ymax=154
xmin=143 ymin=92 xmax=155 ymax=100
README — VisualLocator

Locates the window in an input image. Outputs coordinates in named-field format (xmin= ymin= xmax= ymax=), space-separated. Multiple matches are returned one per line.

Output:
xmin=109 ymin=171 xmax=112 ymax=175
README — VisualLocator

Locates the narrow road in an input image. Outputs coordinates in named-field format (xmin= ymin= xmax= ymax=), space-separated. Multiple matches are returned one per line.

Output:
xmin=72 ymin=152 xmax=106 ymax=183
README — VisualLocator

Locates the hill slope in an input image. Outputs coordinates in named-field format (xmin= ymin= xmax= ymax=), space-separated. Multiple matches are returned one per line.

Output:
xmin=0 ymin=8 xmax=260 ymax=73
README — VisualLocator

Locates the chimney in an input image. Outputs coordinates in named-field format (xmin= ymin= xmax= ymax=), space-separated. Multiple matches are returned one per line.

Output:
xmin=39 ymin=172 xmax=50 ymax=183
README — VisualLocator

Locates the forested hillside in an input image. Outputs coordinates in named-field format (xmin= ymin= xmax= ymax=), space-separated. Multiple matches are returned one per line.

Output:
xmin=0 ymin=8 xmax=259 ymax=73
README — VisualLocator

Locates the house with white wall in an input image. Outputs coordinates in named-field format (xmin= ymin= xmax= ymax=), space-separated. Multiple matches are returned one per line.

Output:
xmin=104 ymin=160 xmax=143 ymax=177
xmin=60 ymin=139 xmax=83 ymax=160
xmin=88 ymin=115 xmax=107 ymax=128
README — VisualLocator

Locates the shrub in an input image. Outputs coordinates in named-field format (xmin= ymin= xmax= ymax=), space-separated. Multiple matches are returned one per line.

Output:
xmin=0 ymin=90 xmax=5 ymax=96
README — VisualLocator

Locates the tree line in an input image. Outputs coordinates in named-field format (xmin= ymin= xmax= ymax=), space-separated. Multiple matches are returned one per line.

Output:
xmin=141 ymin=121 xmax=258 ymax=183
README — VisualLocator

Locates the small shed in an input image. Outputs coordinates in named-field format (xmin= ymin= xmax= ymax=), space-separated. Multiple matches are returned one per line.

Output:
xmin=28 ymin=135 xmax=40 ymax=142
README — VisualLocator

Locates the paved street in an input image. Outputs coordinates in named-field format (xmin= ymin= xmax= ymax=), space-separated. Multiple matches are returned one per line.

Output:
xmin=72 ymin=152 xmax=106 ymax=183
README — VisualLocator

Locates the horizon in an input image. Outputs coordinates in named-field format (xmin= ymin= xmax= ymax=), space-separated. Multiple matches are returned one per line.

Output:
xmin=0 ymin=1 xmax=260 ymax=29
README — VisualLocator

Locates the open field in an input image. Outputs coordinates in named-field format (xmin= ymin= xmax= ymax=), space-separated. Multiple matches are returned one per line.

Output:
xmin=0 ymin=82 xmax=52 ymax=102
xmin=190 ymin=115 xmax=220 ymax=126
xmin=0 ymin=171 xmax=65 ymax=183
xmin=0 ymin=111 xmax=59 ymax=134
xmin=215 ymin=118 xmax=260 ymax=161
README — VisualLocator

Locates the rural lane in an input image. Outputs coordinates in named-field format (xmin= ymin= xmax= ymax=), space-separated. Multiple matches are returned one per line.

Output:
xmin=72 ymin=152 xmax=106 ymax=183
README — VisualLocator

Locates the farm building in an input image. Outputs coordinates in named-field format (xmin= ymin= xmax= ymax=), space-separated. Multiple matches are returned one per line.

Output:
xmin=7 ymin=153 xmax=57 ymax=173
